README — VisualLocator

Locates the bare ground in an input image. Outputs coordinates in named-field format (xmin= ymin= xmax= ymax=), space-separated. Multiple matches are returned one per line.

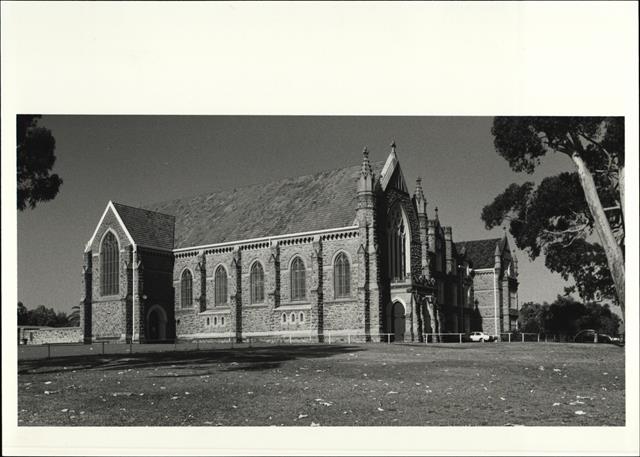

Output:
xmin=17 ymin=342 xmax=625 ymax=426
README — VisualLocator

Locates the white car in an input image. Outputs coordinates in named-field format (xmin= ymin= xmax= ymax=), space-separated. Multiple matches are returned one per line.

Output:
xmin=469 ymin=331 xmax=495 ymax=342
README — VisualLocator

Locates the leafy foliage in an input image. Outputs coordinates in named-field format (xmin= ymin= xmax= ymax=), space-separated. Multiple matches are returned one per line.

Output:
xmin=484 ymin=117 xmax=624 ymax=303
xmin=17 ymin=303 xmax=78 ymax=327
xmin=17 ymin=115 xmax=63 ymax=210
xmin=517 ymin=296 xmax=621 ymax=339
xmin=492 ymin=117 xmax=623 ymax=178
xmin=68 ymin=305 xmax=80 ymax=327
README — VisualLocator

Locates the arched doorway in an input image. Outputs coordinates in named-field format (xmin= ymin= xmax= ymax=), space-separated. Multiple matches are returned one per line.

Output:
xmin=147 ymin=305 xmax=167 ymax=342
xmin=392 ymin=301 xmax=406 ymax=342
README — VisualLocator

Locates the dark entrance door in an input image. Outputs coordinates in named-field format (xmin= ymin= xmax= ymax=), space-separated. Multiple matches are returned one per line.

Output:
xmin=393 ymin=302 xmax=405 ymax=342
xmin=148 ymin=309 xmax=160 ymax=341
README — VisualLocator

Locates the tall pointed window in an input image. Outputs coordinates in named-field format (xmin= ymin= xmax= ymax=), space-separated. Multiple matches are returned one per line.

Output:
xmin=388 ymin=205 xmax=408 ymax=281
xmin=214 ymin=265 xmax=228 ymax=305
xmin=250 ymin=262 xmax=264 ymax=304
xmin=290 ymin=256 xmax=306 ymax=301
xmin=100 ymin=232 xmax=119 ymax=295
xmin=334 ymin=252 xmax=351 ymax=298
xmin=181 ymin=269 xmax=193 ymax=308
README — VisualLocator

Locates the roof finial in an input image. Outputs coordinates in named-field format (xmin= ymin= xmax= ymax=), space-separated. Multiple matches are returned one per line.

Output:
xmin=360 ymin=145 xmax=373 ymax=179
xmin=415 ymin=176 xmax=425 ymax=198
xmin=414 ymin=177 xmax=426 ymax=214
xmin=390 ymin=140 xmax=397 ymax=154
xmin=434 ymin=206 xmax=439 ymax=220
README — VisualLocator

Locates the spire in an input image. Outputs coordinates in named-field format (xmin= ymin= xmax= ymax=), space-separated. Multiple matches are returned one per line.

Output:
xmin=414 ymin=177 xmax=426 ymax=215
xmin=494 ymin=240 xmax=502 ymax=270
xmin=357 ymin=145 xmax=374 ymax=197
xmin=390 ymin=140 xmax=397 ymax=156
xmin=360 ymin=146 xmax=373 ymax=177
xmin=434 ymin=206 xmax=439 ymax=221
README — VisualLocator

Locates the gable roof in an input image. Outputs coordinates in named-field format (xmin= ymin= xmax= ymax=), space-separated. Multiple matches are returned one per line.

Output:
xmin=380 ymin=148 xmax=408 ymax=193
xmin=142 ymin=161 xmax=385 ymax=249
xmin=455 ymin=238 xmax=504 ymax=269
xmin=111 ymin=203 xmax=176 ymax=250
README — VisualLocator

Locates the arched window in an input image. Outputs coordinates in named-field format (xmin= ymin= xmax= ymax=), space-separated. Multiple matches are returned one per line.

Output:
xmin=100 ymin=232 xmax=119 ymax=295
xmin=388 ymin=205 xmax=408 ymax=281
xmin=334 ymin=252 xmax=351 ymax=298
xmin=181 ymin=269 xmax=193 ymax=308
xmin=290 ymin=256 xmax=306 ymax=301
xmin=214 ymin=266 xmax=228 ymax=305
xmin=250 ymin=262 xmax=264 ymax=304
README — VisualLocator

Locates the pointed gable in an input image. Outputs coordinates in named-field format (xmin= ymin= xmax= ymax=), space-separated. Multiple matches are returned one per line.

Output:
xmin=380 ymin=143 xmax=408 ymax=193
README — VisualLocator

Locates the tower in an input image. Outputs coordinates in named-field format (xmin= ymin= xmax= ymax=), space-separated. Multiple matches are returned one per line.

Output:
xmin=356 ymin=146 xmax=380 ymax=340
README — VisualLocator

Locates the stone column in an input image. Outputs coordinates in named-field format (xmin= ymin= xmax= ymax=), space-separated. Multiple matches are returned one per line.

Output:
xmin=230 ymin=247 xmax=243 ymax=342
xmin=502 ymin=277 xmax=511 ymax=332
xmin=124 ymin=246 xmax=134 ymax=343
xmin=196 ymin=251 xmax=207 ymax=313
xmin=309 ymin=236 xmax=323 ymax=342
xmin=134 ymin=255 xmax=144 ymax=342
xmin=81 ymin=251 xmax=93 ymax=344
xmin=267 ymin=241 xmax=280 ymax=330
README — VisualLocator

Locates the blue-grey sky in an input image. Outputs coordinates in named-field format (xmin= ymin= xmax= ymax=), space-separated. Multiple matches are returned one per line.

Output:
xmin=18 ymin=115 xmax=575 ymax=313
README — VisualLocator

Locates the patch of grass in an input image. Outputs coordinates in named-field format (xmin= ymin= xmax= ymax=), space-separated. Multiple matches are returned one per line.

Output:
xmin=17 ymin=343 xmax=624 ymax=426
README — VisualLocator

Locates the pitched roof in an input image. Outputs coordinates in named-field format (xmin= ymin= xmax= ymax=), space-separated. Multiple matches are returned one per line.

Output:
xmin=142 ymin=161 xmax=385 ymax=249
xmin=455 ymin=238 xmax=504 ymax=269
xmin=112 ymin=203 xmax=175 ymax=250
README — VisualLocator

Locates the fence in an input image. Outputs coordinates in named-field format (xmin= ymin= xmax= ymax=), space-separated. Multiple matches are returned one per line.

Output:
xmin=19 ymin=330 xmax=581 ymax=361
xmin=499 ymin=332 xmax=542 ymax=342
xmin=18 ymin=333 xmax=394 ymax=361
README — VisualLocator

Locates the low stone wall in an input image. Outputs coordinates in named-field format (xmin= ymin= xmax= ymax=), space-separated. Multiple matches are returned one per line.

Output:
xmin=19 ymin=327 xmax=83 ymax=345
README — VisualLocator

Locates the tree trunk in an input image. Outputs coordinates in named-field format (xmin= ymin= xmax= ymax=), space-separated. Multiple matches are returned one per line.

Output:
xmin=619 ymin=165 xmax=625 ymax=228
xmin=571 ymin=152 xmax=625 ymax=320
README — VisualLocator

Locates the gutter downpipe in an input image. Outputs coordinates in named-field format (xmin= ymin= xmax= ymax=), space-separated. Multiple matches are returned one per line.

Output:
xmin=494 ymin=268 xmax=499 ymax=340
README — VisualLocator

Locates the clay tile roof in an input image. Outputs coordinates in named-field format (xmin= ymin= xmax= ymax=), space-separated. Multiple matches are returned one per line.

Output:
xmin=142 ymin=161 xmax=385 ymax=249
xmin=112 ymin=203 xmax=175 ymax=250
xmin=455 ymin=238 xmax=503 ymax=269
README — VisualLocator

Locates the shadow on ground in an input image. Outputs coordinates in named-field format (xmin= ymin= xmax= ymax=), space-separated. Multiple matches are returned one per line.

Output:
xmin=18 ymin=344 xmax=364 ymax=376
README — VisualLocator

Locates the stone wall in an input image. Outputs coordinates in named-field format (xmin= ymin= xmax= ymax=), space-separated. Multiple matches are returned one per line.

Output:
xmin=19 ymin=327 xmax=83 ymax=345
xmin=472 ymin=269 xmax=500 ymax=335
xmin=172 ymin=229 xmax=365 ymax=340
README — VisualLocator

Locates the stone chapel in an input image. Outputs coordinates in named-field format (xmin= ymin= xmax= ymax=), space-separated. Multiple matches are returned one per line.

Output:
xmin=80 ymin=143 xmax=520 ymax=343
